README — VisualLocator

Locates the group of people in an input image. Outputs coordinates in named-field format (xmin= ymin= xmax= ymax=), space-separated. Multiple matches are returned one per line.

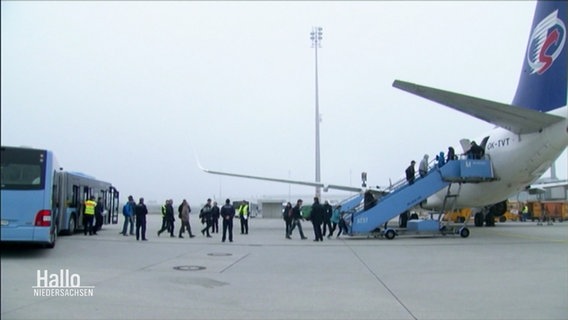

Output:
xmin=119 ymin=195 xmax=149 ymax=241
xmin=92 ymin=194 xmax=354 ymax=243
xmin=406 ymin=142 xmax=485 ymax=185
xmin=119 ymin=196 xmax=250 ymax=243
xmin=157 ymin=199 xmax=195 ymax=238
xmin=282 ymin=197 xmax=348 ymax=242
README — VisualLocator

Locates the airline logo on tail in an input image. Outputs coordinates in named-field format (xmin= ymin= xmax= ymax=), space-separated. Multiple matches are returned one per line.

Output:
xmin=528 ymin=9 xmax=566 ymax=75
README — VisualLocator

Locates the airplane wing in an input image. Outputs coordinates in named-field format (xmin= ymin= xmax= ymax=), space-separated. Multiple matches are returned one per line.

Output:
xmin=197 ymin=159 xmax=365 ymax=193
xmin=392 ymin=80 xmax=565 ymax=134
xmin=200 ymin=166 xmax=325 ymax=189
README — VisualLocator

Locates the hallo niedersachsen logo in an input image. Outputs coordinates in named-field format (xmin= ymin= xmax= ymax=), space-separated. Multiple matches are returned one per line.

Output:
xmin=527 ymin=9 xmax=566 ymax=75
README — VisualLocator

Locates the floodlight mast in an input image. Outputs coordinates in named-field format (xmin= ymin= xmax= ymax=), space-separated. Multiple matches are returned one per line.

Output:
xmin=311 ymin=26 xmax=323 ymax=199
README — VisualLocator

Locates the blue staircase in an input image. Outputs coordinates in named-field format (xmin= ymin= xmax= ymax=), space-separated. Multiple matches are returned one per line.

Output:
xmin=344 ymin=159 xmax=495 ymax=235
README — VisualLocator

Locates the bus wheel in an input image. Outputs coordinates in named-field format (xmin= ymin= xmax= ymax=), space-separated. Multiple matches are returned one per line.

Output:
xmin=63 ymin=215 xmax=76 ymax=236
xmin=69 ymin=215 xmax=77 ymax=234
xmin=46 ymin=225 xmax=57 ymax=248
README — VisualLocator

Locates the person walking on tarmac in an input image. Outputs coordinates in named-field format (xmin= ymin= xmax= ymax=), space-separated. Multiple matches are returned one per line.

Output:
xmin=200 ymin=198 xmax=213 ymax=237
xmin=310 ymin=197 xmax=325 ymax=242
xmin=211 ymin=201 xmax=220 ymax=233
xmin=283 ymin=202 xmax=293 ymax=239
xmin=329 ymin=205 xmax=342 ymax=239
xmin=178 ymin=199 xmax=195 ymax=238
xmin=238 ymin=200 xmax=249 ymax=234
xmin=288 ymin=199 xmax=307 ymax=240
xmin=158 ymin=199 xmax=175 ymax=237
xmin=83 ymin=196 xmax=97 ymax=236
xmin=220 ymin=199 xmax=235 ymax=242
xmin=94 ymin=196 xmax=104 ymax=234
xmin=322 ymin=200 xmax=333 ymax=237
xmin=135 ymin=197 xmax=148 ymax=241
xmin=120 ymin=195 xmax=136 ymax=236
xmin=157 ymin=200 xmax=168 ymax=236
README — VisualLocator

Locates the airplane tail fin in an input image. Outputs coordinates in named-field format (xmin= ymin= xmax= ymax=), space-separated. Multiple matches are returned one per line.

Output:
xmin=512 ymin=0 xmax=567 ymax=111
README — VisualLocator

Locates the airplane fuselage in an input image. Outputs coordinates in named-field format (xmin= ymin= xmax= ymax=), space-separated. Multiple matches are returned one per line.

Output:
xmin=424 ymin=106 xmax=568 ymax=209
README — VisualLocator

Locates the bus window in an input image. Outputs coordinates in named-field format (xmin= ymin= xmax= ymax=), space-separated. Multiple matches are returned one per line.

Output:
xmin=83 ymin=186 xmax=90 ymax=202
xmin=0 ymin=147 xmax=46 ymax=190
xmin=72 ymin=185 xmax=80 ymax=208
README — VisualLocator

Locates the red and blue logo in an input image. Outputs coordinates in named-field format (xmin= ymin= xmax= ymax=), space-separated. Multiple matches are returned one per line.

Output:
xmin=527 ymin=9 xmax=566 ymax=75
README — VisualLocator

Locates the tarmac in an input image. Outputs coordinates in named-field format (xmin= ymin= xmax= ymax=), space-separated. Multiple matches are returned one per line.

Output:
xmin=1 ymin=214 xmax=567 ymax=320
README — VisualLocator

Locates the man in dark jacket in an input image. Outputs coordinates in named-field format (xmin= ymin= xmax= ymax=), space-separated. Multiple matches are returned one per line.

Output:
xmin=467 ymin=141 xmax=485 ymax=159
xmin=310 ymin=197 xmax=325 ymax=242
xmin=135 ymin=197 xmax=148 ymax=241
xmin=94 ymin=197 xmax=104 ymax=234
xmin=158 ymin=199 xmax=175 ymax=237
xmin=405 ymin=160 xmax=416 ymax=185
xmin=200 ymin=198 xmax=213 ymax=238
xmin=220 ymin=199 xmax=235 ymax=242
xmin=288 ymin=199 xmax=307 ymax=240
xmin=322 ymin=200 xmax=333 ymax=237
xmin=211 ymin=201 xmax=220 ymax=233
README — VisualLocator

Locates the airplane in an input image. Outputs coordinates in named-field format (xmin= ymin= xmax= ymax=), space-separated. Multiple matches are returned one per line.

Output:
xmin=199 ymin=0 xmax=567 ymax=230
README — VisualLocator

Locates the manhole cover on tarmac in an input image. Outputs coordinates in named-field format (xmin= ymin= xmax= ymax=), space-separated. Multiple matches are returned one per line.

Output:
xmin=207 ymin=253 xmax=232 ymax=256
xmin=173 ymin=265 xmax=206 ymax=271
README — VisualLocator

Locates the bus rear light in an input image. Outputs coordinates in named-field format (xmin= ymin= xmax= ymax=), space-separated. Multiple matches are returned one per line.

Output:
xmin=34 ymin=210 xmax=52 ymax=227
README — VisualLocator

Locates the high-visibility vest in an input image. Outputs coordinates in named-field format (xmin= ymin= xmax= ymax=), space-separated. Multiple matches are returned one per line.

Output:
xmin=239 ymin=204 xmax=249 ymax=217
xmin=84 ymin=200 xmax=97 ymax=215
xmin=161 ymin=205 xmax=166 ymax=217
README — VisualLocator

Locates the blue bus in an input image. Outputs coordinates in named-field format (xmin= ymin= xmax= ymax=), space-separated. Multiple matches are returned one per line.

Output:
xmin=56 ymin=171 xmax=119 ymax=236
xmin=1 ymin=146 xmax=119 ymax=248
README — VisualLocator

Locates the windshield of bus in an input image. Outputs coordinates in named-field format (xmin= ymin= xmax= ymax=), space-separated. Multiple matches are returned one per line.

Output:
xmin=1 ymin=147 xmax=46 ymax=190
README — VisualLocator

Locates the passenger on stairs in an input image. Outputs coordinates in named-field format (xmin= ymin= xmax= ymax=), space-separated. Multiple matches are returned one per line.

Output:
xmin=466 ymin=141 xmax=484 ymax=159
xmin=446 ymin=146 xmax=457 ymax=162
xmin=436 ymin=151 xmax=445 ymax=167
xmin=363 ymin=190 xmax=377 ymax=210
xmin=419 ymin=154 xmax=429 ymax=177
xmin=405 ymin=160 xmax=416 ymax=185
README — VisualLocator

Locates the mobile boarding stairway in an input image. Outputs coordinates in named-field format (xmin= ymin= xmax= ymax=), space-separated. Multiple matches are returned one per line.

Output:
xmin=341 ymin=158 xmax=495 ymax=239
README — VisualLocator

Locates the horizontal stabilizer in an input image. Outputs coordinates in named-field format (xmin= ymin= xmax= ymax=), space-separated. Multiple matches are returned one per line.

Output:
xmin=393 ymin=80 xmax=564 ymax=134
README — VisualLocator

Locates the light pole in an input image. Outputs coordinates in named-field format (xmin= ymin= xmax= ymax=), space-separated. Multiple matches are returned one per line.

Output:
xmin=311 ymin=26 xmax=323 ymax=199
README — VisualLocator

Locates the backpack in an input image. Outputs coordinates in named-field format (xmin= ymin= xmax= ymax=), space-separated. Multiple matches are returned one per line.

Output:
xmin=122 ymin=204 xmax=128 ymax=215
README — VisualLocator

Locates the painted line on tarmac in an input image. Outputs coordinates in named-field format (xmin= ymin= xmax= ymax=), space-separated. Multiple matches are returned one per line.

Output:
xmin=219 ymin=253 xmax=250 ymax=273
xmin=346 ymin=244 xmax=418 ymax=320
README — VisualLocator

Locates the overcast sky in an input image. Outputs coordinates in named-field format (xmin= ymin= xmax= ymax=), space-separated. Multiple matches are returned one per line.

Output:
xmin=2 ymin=1 xmax=566 ymax=205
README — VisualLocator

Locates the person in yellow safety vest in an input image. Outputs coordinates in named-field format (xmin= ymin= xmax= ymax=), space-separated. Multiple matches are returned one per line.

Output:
xmin=83 ymin=196 xmax=97 ymax=236
xmin=522 ymin=204 xmax=529 ymax=222
xmin=238 ymin=201 xmax=249 ymax=235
